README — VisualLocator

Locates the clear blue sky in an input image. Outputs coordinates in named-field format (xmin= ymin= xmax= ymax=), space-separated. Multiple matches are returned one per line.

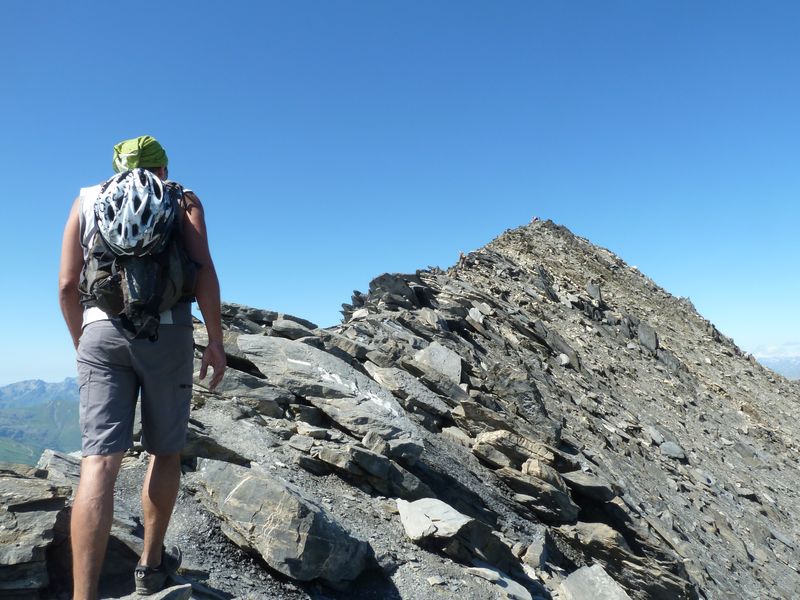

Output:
xmin=2 ymin=1 xmax=799 ymax=384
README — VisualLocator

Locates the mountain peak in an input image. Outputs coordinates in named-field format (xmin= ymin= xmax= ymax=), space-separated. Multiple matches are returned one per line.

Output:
xmin=4 ymin=220 xmax=799 ymax=598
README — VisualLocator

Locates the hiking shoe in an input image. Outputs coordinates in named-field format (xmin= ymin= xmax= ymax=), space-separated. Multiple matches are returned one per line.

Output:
xmin=134 ymin=545 xmax=182 ymax=596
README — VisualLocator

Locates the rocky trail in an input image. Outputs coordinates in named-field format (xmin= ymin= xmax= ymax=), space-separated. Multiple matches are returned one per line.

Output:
xmin=3 ymin=220 xmax=799 ymax=599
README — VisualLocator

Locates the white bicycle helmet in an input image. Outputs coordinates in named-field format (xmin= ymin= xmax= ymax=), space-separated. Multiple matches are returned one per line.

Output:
xmin=95 ymin=168 xmax=176 ymax=256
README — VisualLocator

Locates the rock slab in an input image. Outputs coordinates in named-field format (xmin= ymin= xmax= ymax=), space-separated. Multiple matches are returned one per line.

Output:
xmin=194 ymin=458 xmax=373 ymax=586
xmin=559 ymin=563 xmax=632 ymax=599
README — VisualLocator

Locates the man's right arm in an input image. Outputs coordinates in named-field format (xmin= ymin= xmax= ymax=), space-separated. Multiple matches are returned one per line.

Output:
xmin=59 ymin=197 xmax=84 ymax=349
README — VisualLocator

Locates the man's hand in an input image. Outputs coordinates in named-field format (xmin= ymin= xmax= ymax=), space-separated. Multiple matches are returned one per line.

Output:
xmin=200 ymin=340 xmax=226 ymax=391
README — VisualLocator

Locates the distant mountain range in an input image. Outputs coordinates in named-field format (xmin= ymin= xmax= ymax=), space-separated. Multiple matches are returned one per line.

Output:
xmin=0 ymin=377 xmax=80 ymax=464
xmin=757 ymin=356 xmax=800 ymax=380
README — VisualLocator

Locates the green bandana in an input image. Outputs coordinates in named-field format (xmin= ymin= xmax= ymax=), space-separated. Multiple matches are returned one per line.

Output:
xmin=112 ymin=135 xmax=168 ymax=173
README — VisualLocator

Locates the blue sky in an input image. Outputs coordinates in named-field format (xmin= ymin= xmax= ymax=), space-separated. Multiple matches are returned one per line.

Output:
xmin=2 ymin=1 xmax=799 ymax=384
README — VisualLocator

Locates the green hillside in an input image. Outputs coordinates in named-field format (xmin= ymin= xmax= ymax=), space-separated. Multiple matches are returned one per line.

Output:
xmin=0 ymin=398 xmax=81 ymax=465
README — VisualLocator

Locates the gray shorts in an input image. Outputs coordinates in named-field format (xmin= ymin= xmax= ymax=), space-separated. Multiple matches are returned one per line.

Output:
xmin=76 ymin=320 xmax=194 ymax=456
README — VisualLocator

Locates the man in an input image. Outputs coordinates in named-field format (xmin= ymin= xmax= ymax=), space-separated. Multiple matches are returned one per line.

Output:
xmin=58 ymin=135 xmax=226 ymax=599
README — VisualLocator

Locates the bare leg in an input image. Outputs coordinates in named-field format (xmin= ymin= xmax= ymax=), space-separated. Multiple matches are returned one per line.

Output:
xmin=71 ymin=453 xmax=124 ymax=600
xmin=139 ymin=452 xmax=182 ymax=567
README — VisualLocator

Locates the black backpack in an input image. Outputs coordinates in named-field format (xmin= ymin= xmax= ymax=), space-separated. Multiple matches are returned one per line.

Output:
xmin=80 ymin=175 xmax=198 ymax=340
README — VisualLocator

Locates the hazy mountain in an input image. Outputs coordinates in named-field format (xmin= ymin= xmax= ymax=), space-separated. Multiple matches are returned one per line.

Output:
xmin=753 ymin=345 xmax=800 ymax=380
xmin=0 ymin=377 xmax=79 ymax=406
xmin=0 ymin=377 xmax=80 ymax=464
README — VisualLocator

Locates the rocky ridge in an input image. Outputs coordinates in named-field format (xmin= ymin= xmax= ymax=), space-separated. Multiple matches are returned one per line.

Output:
xmin=3 ymin=220 xmax=799 ymax=599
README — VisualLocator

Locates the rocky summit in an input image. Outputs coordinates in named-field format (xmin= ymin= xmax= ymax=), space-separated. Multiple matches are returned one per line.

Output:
xmin=4 ymin=220 xmax=800 ymax=599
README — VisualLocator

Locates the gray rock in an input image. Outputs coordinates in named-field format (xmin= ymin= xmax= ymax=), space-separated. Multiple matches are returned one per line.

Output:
xmin=376 ymin=461 xmax=433 ymax=500
xmin=660 ymin=441 xmax=686 ymax=461
xmin=521 ymin=459 xmax=569 ymax=493
xmin=638 ymin=322 xmax=659 ymax=354
xmin=453 ymin=401 xmax=515 ymax=437
xmin=441 ymin=426 xmax=473 ymax=447
xmin=587 ymin=281 xmax=604 ymax=303
xmin=296 ymin=422 xmax=328 ymax=439
xmin=556 ymin=522 xmax=633 ymax=558
xmin=387 ymin=437 xmax=424 ymax=466
xmin=414 ymin=341 xmax=463 ymax=384
xmin=349 ymin=445 xmax=391 ymax=479
xmin=560 ymin=471 xmax=616 ymax=501
xmin=497 ymin=467 xmax=580 ymax=523
xmin=116 ymin=583 xmax=193 ymax=600
xmin=319 ymin=331 xmax=375 ymax=361
xmin=194 ymin=459 xmax=373 ymax=586
xmin=396 ymin=498 xmax=518 ymax=573
xmin=559 ymin=564 xmax=632 ymax=600
xmin=183 ymin=423 xmax=251 ymax=466
xmin=197 ymin=368 xmax=291 ymax=419
xmin=288 ymin=434 xmax=315 ymax=453
xmin=644 ymin=425 xmax=665 ymax=445
xmin=0 ymin=463 xmax=70 ymax=594
xmin=238 ymin=335 xmax=423 ymax=448
xmin=364 ymin=362 xmax=452 ymax=417
xmin=532 ymin=320 xmax=580 ymax=369
xmin=288 ymin=404 xmax=326 ymax=426
xmin=271 ymin=318 xmax=315 ymax=340
xmin=310 ymin=445 xmax=363 ymax=475
xmin=466 ymin=563 xmax=533 ymax=600
xmin=397 ymin=497 xmax=472 ymax=541
xmin=37 ymin=449 xmax=81 ymax=489
xmin=220 ymin=302 xmax=279 ymax=327
xmin=400 ymin=356 xmax=472 ymax=404
xmin=472 ymin=430 xmax=578 ymax=472
xmin=468 ymin=307 xmax=486 ymax=325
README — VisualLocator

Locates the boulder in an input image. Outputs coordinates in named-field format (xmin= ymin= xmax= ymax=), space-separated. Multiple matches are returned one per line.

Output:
xmin=194 ymin=459 xmax=373 ymax=586
xmin=637 ymin=323 xmax=659 ymax=354
xmin=397 ymin=497 xmax=472 ymax=542
xmin=454 ymin=402 xmax=519 ymax=438
xmin=472 ymin=430 xmax=579 ymax=472
xmin=559 ymin=564 xmax=632 ymax=600
xmin=396 ymin=498 xmax=518 ymax=573
xmin=561 ymin=471 xmax=616 ymax=501
xmin=521 ymin=459 xmax=569 ymax=492
xmin=319 ymin=330 xmax=374 ymax=361
xmin=364 ymin=362 xmax=452 ymax=418
xmin=556 ymin=522 xmax=633 ymax=559
xmin=413 ymin=341 xmax=463 ymax=384
xmin=496 ymin=467 xmax=579 ymax=524
xmin=0 ymin=463 xmax=70 ymax=595
xmin=466 ymin=563 xmax=533 ymax=600
xmin=271 ymin=318 xmax=315 ymax=340
xmin=660 ymin=441 xmax=687 ymax=461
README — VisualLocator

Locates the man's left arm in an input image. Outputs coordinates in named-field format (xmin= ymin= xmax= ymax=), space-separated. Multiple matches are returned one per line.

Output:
xmin=182 ymin=191 xmax=226 ymax=390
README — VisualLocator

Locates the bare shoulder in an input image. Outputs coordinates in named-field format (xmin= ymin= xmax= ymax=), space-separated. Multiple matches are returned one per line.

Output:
xmin=183 ymin=190 xmax=205 ymax=215
xmin=65 ymin=196 xmax=81 ymax=226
